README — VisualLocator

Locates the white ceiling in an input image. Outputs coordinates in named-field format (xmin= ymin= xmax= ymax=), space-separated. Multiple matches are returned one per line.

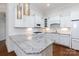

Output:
xmin=0 ymin=3 xmax=79 ymax=16
xmin=30 ymin=3 xmax=79 ymax=16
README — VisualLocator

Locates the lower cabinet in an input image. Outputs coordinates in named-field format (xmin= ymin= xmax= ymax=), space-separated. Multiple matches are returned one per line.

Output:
xmin=41 ymin=44 xmax=53 ymax=56
xmin=72 ymin=39 xmax=79 ymax=50
xmin=55 ymin=34 xmax=71 ymax=47
xmin=9 ymin=42 xmax=53 ymax=56
xmin=12 ymin=42 xmax=53 ymax=56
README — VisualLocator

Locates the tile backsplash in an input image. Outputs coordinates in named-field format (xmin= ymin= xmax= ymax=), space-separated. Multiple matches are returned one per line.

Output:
xmin=57 ymin=27 xmax=71 ymax=34
xmin=32 ymin=27 xmax=71 ymax=34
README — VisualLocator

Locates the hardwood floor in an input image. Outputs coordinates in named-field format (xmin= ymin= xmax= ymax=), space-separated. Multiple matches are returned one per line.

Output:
xmin=0 ymin=40 xmax=79 ymax=56
xmin=0 ymin=40 xmax=16 ymax=56
xmin=53 ymin=43 xmax=79 ymax=56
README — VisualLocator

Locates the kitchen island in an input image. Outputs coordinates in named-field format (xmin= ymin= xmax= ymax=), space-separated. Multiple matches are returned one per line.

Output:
xmin=6 ymin=33 xmax=54 ymax=56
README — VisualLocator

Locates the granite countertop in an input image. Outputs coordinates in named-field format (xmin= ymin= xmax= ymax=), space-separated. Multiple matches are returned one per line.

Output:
xmin=9 ymin=33 xmax=54 ymax=54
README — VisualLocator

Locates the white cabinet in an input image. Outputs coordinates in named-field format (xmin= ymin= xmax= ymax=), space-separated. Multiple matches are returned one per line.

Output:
xmin=60 ymin=16 xmax=71 ymax=27
xmin=15 ymin=15 xmax=44 ymax=28
xmin=48 ymin=16 xmax=60 ymax=28
xmin=23 ymin=16 xmax=35 ymax=27
xmin=13 ymin=4 xmax=44 ymax=27
xmin=71 ymin=9 xmax=79 ymax=20
xmin=60 ymin=35 xmax=71 ymax=47
xmin=55 ymin=34 xmax=71 ymax=47
xmin=34 ymin=15 xmax=44 ymax=27
xmin=14 ymin=3 xmax=35 ymax=27
xmin=7 ymin=38 xmax=53 ymax=56
xmin=14 ymin=20 xmax=24 ymax=27
xmin=14 ymin=16 xmax=35 ymax=27
xmin=41 ymin=44 xmax=53 ymax=56
xmin=72 ymin=39 xmax=79 ymax=50
xmin=51 ymin=34 xmax=59 ymax=42
xmin=14 ymin=4 xmax=24 ymax=27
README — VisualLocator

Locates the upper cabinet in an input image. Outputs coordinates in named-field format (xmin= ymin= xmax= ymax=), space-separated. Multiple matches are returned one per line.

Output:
xmin=13 ymin=3 xmax=43 ymax=28
xmin=14 ymin=3 xmax=35 ymax=27
xmin=8 ymin=3 xmax=74 ymax=28
xmin=48 ymin=16 xmax=60 ymax=28
xmin=71 ymin=11 xmax=79 ymax=20
xmin=71 ymin=6 xmax=79 ymax=20
xmin=47 ymin=16 xmax=72 ymax=28
xmin=23 ymin=16 xmax=35 ymax=27
xmin=34 ymin=15 xmax=44 ymax=28
xmin=60 ymin=16 xmax=72 ymax=27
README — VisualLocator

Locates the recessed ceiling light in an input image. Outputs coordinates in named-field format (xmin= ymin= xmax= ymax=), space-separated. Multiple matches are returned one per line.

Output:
xmin=47 ymin=3 xmax=50 ymax=7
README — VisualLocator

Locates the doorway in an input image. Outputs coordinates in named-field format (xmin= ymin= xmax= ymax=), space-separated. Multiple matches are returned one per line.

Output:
xmin=0 ymin=12 xmax=6 ymax=41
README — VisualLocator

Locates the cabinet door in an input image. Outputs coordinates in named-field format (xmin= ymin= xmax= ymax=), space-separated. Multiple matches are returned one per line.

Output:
xmin=14 ymin=4 xmax=24 ymax=27
xmin=72 ymin=39 xmax=79 ymax=50
xmin=34 ymin=15 xmax=44 ymax=27
xmin=60 ymin=16 xmax=71 ymax=27
xmin=41 ymin=44 xmax=53 ymax=56
xmin=55 ymin=35 xmax=71 ymax=47
xmin=71 ymin=9 xmax=79 ymax=20
xmin=23 ymin=16 xmax=35 ymax=27
xmin=48 ymin=16 xmax=60 ymax=28
xmin=52 ymin=34 xmax=60 ymax=43
xmin=14 ymin=4 xmax=35 ymax=27
xmin=14 ymin=20 xmax=24 ymax=27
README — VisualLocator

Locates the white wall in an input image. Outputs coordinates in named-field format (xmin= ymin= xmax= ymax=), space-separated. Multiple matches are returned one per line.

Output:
xmin=6 ymin=3 xmax=43 ymax=36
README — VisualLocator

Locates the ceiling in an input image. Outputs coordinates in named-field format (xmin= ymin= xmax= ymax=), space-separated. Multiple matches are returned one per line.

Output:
xmin=30 ymin=3 xmax=79 ymax=16
xmin=0 ymin=3 xmax=79 ymax=16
